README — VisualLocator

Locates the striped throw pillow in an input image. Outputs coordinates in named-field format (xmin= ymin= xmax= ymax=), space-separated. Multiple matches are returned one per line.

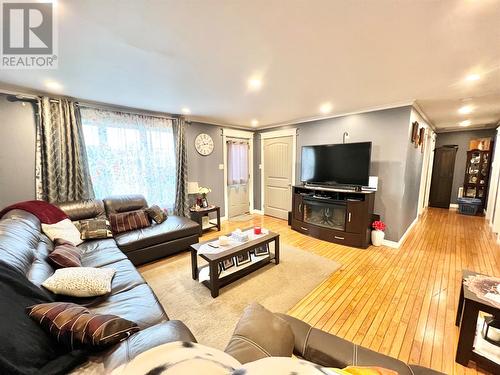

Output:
xmin=48 ymin=238 xmax=82 ymax=268
xmin=108 ymin=210 xmax=151 ymax=234
xmin=27 ymin=302 xmax=140 ymax=350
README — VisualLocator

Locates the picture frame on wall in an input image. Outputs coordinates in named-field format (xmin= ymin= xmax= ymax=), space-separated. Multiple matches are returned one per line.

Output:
xmin=411 ymin=121 xmax=419 ymax=145
xmin=236 ymin=252 xmax=251 ymax=266
xmin=419 ymin=127 xmax=425 ymax=153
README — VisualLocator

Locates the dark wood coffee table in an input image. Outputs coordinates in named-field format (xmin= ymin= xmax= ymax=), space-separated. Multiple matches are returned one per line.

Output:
xmin=190 ymin=229 xmax=280 ymax=297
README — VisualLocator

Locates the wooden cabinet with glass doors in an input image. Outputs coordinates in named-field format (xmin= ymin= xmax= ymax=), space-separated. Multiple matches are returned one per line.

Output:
xmin=463 ymin=149 xmax=492 ymax=209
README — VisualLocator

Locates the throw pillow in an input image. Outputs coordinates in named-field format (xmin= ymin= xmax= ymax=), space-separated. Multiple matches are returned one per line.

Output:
xmin=108 ymin=210 xmax=151 ymax=234
xmin=78 ymin=218 xmax=113 ymax=239
xmin=42 ymin=218 xmax=83 ymax=246
xmin=224 ymin=302 xmax=295 ymax=364
xmin=47 ymin=239 xmax=82 ymax=268
xmin=145 ymin=205 xmax=168 ymax=224
xmin=42 ymin=267 xmax=115 ymax=297
xmin=27 ymin=302 xmax=140 ymax=350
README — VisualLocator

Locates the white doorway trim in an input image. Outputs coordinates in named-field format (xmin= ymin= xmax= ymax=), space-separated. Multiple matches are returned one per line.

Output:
xmin=222 ymin=128 xmax=254 ymax=219
xmin=260 ymin=128 xmax=297 ymax=212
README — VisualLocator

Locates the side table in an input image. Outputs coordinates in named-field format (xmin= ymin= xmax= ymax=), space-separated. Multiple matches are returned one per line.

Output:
xmin=189 ymin=206 xmax=221 ymax=235
xmin=455 ymin=269 xmax=500 ymax=373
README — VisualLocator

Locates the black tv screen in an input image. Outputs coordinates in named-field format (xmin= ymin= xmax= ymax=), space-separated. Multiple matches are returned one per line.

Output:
xmin=301 ymin=142 xmax=371 ymax=186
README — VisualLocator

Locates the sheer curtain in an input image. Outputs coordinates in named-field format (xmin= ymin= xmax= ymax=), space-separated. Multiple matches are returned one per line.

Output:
xmin=227 ymin=140 xmax=249 ymax=185
xmin=80 ymin=107 xmax=176 ymax=211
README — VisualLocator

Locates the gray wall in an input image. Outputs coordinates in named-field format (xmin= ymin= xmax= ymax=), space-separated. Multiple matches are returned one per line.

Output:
xmin=436 ymin=129 xmax=496 ymax=204
xmin=0 ymin=94 xmax=37 ymax=208
xmin=255 ymin=106 xmax=420 ymax=241
xmin=186 ymin=122 xmax=225 ymax=216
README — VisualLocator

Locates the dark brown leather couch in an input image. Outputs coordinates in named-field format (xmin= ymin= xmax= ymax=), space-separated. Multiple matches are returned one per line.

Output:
xmin=277 ymin=314 xmax=444 ymax=375
xmin=58 ymin=195 xmax=200 ymax=265
xmin=0 ymin=208 xmax=197 ymax=373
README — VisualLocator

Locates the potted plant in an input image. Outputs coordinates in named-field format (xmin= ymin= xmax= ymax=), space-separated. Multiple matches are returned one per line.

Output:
xmin=198 ymin=186 xmax=212 ymax=208
xmin=371 ymin=220 xmax=386 ymax=246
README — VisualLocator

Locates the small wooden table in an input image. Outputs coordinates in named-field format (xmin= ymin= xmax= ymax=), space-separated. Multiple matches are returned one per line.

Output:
xmin=190 ymin=229 xmax=280 ymax=298
xmin=455 ymin=270 xmax=500 ymax=373
xmin=189 ymin=206 xmax=221 ymax=235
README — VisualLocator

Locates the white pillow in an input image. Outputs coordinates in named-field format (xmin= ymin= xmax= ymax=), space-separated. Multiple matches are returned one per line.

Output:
xmin=42 ymin=218 xmax=83 ymax=246
xmin=42 ymin=267 xmax=115 ymax=297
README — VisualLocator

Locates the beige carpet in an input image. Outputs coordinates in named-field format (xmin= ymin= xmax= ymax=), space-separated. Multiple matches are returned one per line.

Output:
xmin=140 ymin=244 xmax=341 ymax=349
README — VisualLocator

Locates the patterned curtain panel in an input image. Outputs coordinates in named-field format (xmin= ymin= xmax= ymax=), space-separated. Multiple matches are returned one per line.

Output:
xmin=173 ymin=117 xmax=188 ymax=217
xmin=79 ymin=107 xmax=176 ymax=211
xmin=35 ymin=97 xmax=94 ymax=203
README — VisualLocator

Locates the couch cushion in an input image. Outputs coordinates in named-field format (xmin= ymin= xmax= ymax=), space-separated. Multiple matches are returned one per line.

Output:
xmin=87 ymin=284 xmax=166 ymax=329
xmin=114 ymin=216 xmax=199 ymax=253
xmin=79 ymin=239 xmax=128 ymax=268
xmin=100 ymin=259 xmax=147 ymax=295
xmin=57 ymin=199 xmax=106 ymax=221
xmin=225 ymin=303 xmax=295 ymax=364
xmin=103 ymin=195 xmax=147 ymax=215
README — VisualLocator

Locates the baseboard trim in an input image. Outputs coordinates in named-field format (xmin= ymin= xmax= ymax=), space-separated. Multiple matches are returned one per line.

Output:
xmin=382 ymin=216 xmax=419 ymax=249
xmin=251 ymin=209 xmax=264 ymax=215
xmin=449 ymin=203 xmax=459 ymax=209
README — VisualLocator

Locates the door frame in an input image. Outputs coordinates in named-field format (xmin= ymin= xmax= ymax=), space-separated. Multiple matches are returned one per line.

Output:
xmin=222 ymin=128 xmax=254 ymax=219
xmin=418 ymin=128 xmax=436 ymax=215
xmin=260 ymin=128 xmax=297 ymax=213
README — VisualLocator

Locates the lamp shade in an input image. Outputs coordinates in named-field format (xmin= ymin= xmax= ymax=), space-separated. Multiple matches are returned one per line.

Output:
xmin=187 ymin=181 xmax=199 ymax=195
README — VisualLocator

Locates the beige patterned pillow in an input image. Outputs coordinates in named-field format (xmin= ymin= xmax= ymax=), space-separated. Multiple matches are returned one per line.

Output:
xmin=42 ymin=267 xmax=115 ymax=297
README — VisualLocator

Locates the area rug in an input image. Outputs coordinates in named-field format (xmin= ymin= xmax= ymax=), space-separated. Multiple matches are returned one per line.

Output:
xmin=140 ymin=244 xmax=341 ymax=349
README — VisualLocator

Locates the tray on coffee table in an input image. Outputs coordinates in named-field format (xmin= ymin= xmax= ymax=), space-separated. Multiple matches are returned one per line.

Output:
xmin=190 ymin=229 xmax=280 ymax=297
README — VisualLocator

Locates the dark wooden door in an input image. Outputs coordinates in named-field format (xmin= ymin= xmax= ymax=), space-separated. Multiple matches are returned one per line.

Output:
xmin=429 ymin=146 xmax=458 ymax=208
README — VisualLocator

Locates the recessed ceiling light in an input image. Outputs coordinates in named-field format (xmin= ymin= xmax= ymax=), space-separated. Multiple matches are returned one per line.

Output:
xmin=458 ymin=105 xmax=473 ymax=115
xmin=459 ymin=120 xmax=471 ymax=127
xmin=181 ymin=107 xmax=191 ymax=115
xmin=320 ymin=102 xmax=332 ymax=114
xmin=251 ymin=119 xmax=259 ymax=127
xmin=466 ymin=74 xmax=480 ymax=82
xmin=45 ymin=80 xmax=62 ymax=91
xmin=247 ymin=77 xmax=262 ymax=91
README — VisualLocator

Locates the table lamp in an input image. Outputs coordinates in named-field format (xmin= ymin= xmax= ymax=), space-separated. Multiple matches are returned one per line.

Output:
xmin=187 ymin=181 xmax=199 ymax=195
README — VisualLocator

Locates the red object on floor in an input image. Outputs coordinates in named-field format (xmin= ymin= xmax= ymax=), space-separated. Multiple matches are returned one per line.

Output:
xmin=254 ymin=226 xmax=261 ymax=234
xmin=0 ymin=200 xmax=68 ymax=224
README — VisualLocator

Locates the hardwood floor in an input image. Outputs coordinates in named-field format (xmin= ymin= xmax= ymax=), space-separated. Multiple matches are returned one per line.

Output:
xmin=203 ymin=208 xmax=500 ymax=375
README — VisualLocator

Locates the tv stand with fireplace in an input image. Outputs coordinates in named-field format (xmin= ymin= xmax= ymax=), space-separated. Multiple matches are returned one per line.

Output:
xmin=291 ymin=185 xmax=375 ymax=248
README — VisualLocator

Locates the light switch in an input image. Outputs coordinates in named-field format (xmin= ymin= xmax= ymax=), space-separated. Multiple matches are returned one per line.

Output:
xmin=218 ymin=164 xmax=224 ymax=170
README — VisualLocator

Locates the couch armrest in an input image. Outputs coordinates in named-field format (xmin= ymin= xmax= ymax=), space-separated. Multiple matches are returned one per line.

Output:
xmin=276 ymin=314 xmax=444 ymax=375
xmin=102 ymin=320 xmax=197 ymax=371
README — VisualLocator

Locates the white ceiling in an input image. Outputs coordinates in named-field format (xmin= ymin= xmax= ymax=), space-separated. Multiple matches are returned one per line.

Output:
xmin=1 ymin=0 xmax=499 ymax=131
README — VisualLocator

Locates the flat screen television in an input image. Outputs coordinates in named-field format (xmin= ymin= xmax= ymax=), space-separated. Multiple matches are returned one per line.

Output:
xmin=301 ymin=142 xmax=371 ymax=186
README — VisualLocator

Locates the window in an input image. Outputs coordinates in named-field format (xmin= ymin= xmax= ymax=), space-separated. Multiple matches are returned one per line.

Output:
xmin=80 ymin=107 xmax=176 ymax=211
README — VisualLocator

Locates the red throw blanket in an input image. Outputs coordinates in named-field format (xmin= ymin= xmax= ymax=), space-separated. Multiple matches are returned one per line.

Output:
xmin=0 ymin=200 xmax=68 ymax=224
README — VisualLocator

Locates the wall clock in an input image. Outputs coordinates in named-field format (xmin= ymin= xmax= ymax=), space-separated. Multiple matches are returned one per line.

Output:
xmin=195 ymin=133 xmax=214 ymax=156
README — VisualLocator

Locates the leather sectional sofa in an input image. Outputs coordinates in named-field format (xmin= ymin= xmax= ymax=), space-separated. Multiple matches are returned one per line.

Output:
xmin=0 ymin=199 xmax=443 ymax=374
xmin=57 ymin=195 xmax=200 ymax=265
xmin=0 ymin=207 xmax=197 ymax=373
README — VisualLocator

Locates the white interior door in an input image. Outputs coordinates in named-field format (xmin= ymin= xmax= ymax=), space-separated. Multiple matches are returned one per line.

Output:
xmin=227 ymin=139 xmax=250 ymax=218
xmin=263 ymin=136 xmax=293 ymax=220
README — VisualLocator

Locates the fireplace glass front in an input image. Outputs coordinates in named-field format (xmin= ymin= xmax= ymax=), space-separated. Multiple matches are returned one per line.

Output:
xmin=303 ymin=199 xmax=346 ymax=231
